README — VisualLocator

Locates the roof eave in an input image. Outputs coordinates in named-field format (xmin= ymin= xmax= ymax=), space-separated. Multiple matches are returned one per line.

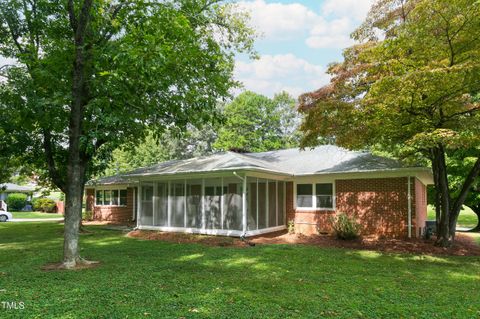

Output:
xmin=125 ymin=166 xmax=293 ymax=178
xmin=293 ymin=167 xmax=432 ymax=176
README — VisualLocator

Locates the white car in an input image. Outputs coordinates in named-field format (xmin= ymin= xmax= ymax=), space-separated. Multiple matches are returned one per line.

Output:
xmin=0 ymin=211 xmax=12 ymax=222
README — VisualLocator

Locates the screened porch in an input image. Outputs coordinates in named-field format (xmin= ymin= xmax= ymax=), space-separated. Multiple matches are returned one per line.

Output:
xmin=137 ymin=175 xmax=287 ymax=237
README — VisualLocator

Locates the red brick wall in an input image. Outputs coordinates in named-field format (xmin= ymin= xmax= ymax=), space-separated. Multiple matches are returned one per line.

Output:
xmin=86 ymin=187 xmax=135 ymax=223
xmin=413 ymin=178 xmax=427 ymax=237
xmin=287 ymin=177 xmax=426 ymax=238
xmin=336 ymin=178 xmax=409 ymax=238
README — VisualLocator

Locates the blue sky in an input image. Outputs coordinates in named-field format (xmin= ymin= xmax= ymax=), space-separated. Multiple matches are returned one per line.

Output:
xmin=234 ymin=0 xmax=374 ymax=97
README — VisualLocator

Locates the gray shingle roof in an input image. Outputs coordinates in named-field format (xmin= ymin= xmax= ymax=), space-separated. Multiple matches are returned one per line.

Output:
xmin=88 ymin=146 xmax=429 ymax=186
xmin=86 ymin=174 xmax=131 ymax=186
xmin=125 ymin=151 xmax=288 ymax=176
xmin=247 ymin=146 xmax=407 ymax=175
xmin=0 ymin=183 xmax=35 ymax=192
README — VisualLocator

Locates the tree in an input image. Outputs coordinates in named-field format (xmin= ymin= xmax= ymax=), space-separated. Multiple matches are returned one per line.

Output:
xmin=104 ymin=123 xmax=218 ymax=176
xmin=274 ymin=91 xmax=303 ymax=148
xmin=0 ymin=0 xmax=254 ymax=268
xmin=445 ymin=153 xmax=480 ymax=232
xmin=214 ymin=91 xmax=300 ymax=152
xmin=299 ymin=0 xmax=480 ymax=246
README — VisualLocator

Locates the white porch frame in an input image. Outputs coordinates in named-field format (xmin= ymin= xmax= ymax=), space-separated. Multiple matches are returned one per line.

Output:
xmin=136 ymin=171 xmax=287 ymax=237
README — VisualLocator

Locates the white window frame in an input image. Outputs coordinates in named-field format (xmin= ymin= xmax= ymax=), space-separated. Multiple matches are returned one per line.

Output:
xmin=95 ymin=188 xmax=128 ymax=207
xmin=294 ymin=181 xmax=335 ymax=211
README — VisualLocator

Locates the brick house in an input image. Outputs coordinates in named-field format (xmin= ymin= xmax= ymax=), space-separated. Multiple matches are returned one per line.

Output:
xmin=85 ymin=146 xmax=432 ymax=238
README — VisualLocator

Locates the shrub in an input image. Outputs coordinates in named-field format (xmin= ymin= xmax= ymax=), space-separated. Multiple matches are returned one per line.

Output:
xmin=32 ymin=198 xmax=57 ymax=213
xmin=330 ymin=213 xmax=360 ymax=240
xmin=287 ymin=220 xmax=295 ymax=234
xmin=5 ymin=193 xmax=28 ymax=211
xmin=83 ymin=210 xmax=93 ymax=221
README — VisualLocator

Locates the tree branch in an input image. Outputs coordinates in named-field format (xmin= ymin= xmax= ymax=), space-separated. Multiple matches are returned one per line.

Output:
xmin=67 ymin=0 xmax=77 ymax=32
xmin=0 ymin=6 xmax=26 ymax=54
xmin=451 ymin=156 xmax=480 ymax=216
xmin=43 ymin=130 xmax=67 ymax=193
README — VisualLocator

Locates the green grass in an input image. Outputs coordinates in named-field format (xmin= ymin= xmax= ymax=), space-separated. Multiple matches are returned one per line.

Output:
xmin=10 ymin=211 xmax=63 ymax=219
xmin=427 ymin=205 xmax=478 ymax=228
xmin=0 ymin=223 xmax=479 ymax=318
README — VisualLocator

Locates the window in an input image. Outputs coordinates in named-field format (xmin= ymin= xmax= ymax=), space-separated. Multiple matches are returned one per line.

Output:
xmin=95 ymin=189 xmax=128 ymax=206
xmin=316 ymin=183 xmax=333 ymax=209
xmin=120 ymin=190 xmax=127 ymax=206
xmin=296 ymin=183 xmax=334 ymax=209
xmin=96 ymin=190 xmax=104 ymax=206
xmin=111 ymin=190 xmax=119 ymax=205
xmin=104 ymin=190 xmax=112 ymax=205
xmin=296 ymin=184 xmax=313 ymax=207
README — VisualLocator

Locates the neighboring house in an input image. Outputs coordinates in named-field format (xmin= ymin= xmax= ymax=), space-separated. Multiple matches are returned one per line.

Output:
xmin=0 ymin=183 xmax=35 ymax=201
xmin=85 ymin=146 xmax=433 ymax=238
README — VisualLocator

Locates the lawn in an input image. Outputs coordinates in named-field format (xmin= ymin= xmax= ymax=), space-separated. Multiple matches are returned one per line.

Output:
xmin=0 ymin=223 xmax=479 ymax=318
xmin=10 ymin=211 xmax=63 ymax=219
xmin=427 ymin=205 xmax=478 ymax=229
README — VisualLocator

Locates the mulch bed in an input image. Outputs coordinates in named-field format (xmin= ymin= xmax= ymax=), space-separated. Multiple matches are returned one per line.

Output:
xmin=127 ymin=230 xmax=243 ymax=247
xmin=127 ymin=230 xmax=480 ymax=256
xmin=83 ymin=221 xmax=136 ymax=227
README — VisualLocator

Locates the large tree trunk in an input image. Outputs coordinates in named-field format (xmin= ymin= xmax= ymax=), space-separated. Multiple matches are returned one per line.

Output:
xmin=431 ymin=146 xmax=453 ymax=247
xmin=62 ymin=0 xmax=94 ymax=268
xmin=63 ymin=175 xmax=85 ymax=267
xmin=431 ymin=145 xmax=480 ymax=246
xmin=449 ymin=159 xmax=480 ymax=237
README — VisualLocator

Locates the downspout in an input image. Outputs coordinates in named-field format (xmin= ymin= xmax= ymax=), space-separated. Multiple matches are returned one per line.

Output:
xmin=135 ymin=185 xmax=141 ymax=230
xmin=407 ymin=176 xmax=412 ymax=239
xmin=233 ymin=171 xmax=248 ymax=238
xmin=132 ymin=187 xmax=136 ymax=222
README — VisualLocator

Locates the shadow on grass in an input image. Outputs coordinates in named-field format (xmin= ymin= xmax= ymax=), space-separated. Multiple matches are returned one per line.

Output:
xmin=1 ymin=223 xmax=480 ymax=318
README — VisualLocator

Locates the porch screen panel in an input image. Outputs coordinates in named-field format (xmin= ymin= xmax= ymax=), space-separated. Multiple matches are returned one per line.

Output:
xmin=170 ymin=181 xmax=185 ymax=227
xmin=257 ymin=180 xmax=267 ymax=229
xmin=268 ymin=181 xmax=276 ymax=228
xmin=186 ymin=180 xmax=202 ymax=228
xmin=154 ymin=183 xmax=168 ymax=226
xmin=247 ymin=178 xmax=257 ymax=231
xmin=223 ymin=178 xmax=242 ymax=231
xmin=277 ymin=181 xmax=285 ymax=226
xmin=141 ymin=185 xmax=154 ymax=226
xmin=204 ymin=179 xmax=222 ymax=229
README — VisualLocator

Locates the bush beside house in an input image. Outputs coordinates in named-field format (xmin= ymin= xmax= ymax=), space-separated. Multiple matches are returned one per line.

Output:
xmin=330 ymin=213 xmax=360 ymax=240
xmin=5 ymin=193 xmax=28 ymax=211
xmin=32 ymin=198 xmax=57 ymax=213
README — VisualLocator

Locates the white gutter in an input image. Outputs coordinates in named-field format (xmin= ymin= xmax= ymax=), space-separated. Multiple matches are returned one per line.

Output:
xmin=233 ymin=172 xmax=248 ymax=237
xmin=407 ymin=176 xmax=412 ymax=238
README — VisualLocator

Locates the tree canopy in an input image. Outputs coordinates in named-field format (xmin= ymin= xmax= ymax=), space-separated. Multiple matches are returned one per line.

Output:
xmin=299 ymin=0 xmax=480 ymax=246
xmin=104 ymin=124 xmax=218 ymax=176
xmin=0 ymin=0 xmax=255 ymax=267
xmin=214 ymin=91 xmax=300 ymax=152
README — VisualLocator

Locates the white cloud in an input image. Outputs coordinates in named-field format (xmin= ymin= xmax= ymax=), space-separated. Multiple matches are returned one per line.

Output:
xmin=305 ymin=0 xmax=375 ymax=49
xmin=0 ymin=56 xmax=16 ymax=67
xmin=232 ymin=1 xmax=377 ymax=98
xmin=321 ymin=0 xmax=375 ymax=21
xmin=237 ymin=0 xmax=318 ymax=40
xmin=238 ymin=0 xmax=375 ymax=49
xmin=306 ymin=17 xmax=354 ymax=49
xmin=235 ymin=54 xmax=330 ymax=98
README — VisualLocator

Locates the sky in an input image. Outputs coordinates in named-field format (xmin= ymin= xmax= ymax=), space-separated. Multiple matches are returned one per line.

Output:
xmin=234 ymin=0 xmax=375 ymax=98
